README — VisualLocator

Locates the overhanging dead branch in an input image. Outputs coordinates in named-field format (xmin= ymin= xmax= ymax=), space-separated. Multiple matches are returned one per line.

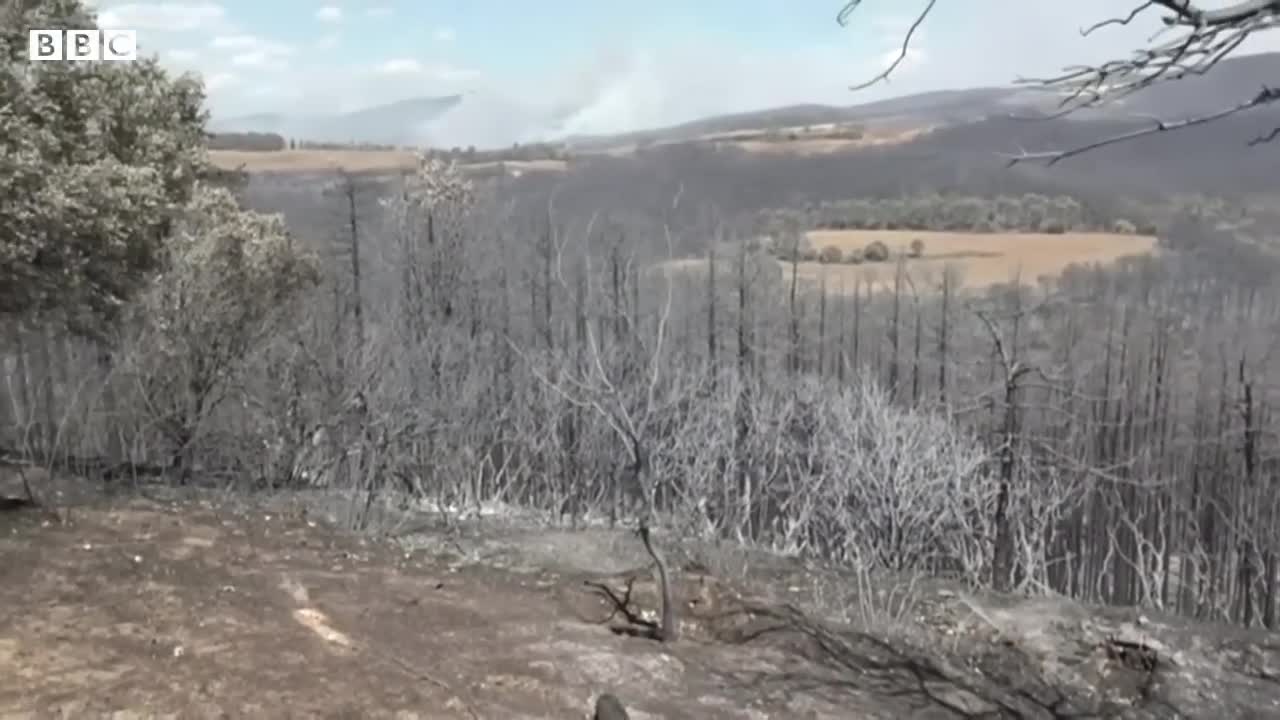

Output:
xmin=1002 ymin=85 xmax=1280 ymax=165
xmin=836 ymin=1 xmax=1280 ymax=162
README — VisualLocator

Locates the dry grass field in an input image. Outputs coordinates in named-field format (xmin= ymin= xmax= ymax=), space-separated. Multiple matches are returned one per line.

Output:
xmin=663 ymin=229 xmax=1158 ymax=292
xmin=460 ymin=159 xmax=569 ymax=175
xmin=723 ymin=125 xmax=934 ymax=155
xmin=210 ymin=149 xmax=419 ymax=173
xmin=582 ymin=122 xmax=932 ymax=157
xmin=209 ymin=149 xmax=569 ymax=175
xmin=576 ymin=120 xmax=936 ymax=156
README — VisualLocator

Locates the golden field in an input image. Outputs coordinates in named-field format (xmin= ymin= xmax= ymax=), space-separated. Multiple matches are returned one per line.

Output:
xmin=458 ymin=159 xmax=569 ymax=174
xmin=663 ymin=229 xmax=1158 ymax=292
xmin=209 ymin=149 xmax=569 ymax=175
xmin=722 ymin=125 xmax=934 ymax=155
xmin=210 ymin=149 xmax=418 ymax=173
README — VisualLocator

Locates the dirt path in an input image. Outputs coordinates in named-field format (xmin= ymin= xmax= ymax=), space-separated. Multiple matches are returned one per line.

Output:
xmin=0 ymin=496 xmax=881 ymax=718
xmin=3 ymin=492 xmax=1279 ymax=718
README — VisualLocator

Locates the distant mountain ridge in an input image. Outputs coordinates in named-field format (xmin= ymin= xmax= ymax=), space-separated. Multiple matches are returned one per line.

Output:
xmin=207 ymin=52 xmax=1280 ymax=155
xmin=209 ymin=95 xmax=463 ymax=146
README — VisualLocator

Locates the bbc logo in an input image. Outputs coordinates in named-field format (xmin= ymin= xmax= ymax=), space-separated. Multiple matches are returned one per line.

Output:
xmin=29 ymin=29 xmax=138 ymax=62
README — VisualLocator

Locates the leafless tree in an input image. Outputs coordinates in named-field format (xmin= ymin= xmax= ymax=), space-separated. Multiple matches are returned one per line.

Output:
xmin=838 ymin=0 xmax=1280 ymax=162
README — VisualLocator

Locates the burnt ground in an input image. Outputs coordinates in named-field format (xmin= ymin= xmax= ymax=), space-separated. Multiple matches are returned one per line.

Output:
xmin=2 ymin=476 xmax=1280 ymax=718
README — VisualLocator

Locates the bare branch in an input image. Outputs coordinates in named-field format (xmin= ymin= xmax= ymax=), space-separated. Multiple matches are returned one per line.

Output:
xmin=839 ymin=0 xmax=938 ymax=91
xmin=1001 ymin=85 xmax=1280 ymax=165
xmin=1081 ymin=2 xmax=1157 ymax=37
xmin=837 ymin=0 xmax=1280 ymax=160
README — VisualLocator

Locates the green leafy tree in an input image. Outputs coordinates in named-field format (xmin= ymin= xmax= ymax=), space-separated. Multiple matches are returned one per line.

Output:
xmin=127 ymin=184 xmax=320 ymax=472
xmin=1 ymin=0 xmax=210 ymax=335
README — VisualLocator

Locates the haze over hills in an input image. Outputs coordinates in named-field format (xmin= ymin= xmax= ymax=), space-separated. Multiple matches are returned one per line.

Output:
xmin=209 ymin=95 xmax=463 ymax=146
xmin=210 ymin=51 xmax=1280 ymax=198
xmin=563 ymin=52 xmax=1280 ymax=148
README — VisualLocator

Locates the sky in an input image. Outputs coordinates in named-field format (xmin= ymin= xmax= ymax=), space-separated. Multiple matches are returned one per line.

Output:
xmin=82 ymin=1 xmax=1280 ymax=148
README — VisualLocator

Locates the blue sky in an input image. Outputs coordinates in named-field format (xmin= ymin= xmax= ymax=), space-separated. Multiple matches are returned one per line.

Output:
xmin=85 ymin=1 xmax=1280 ymax=147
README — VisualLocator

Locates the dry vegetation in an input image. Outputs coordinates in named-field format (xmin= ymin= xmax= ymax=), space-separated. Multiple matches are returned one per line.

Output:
xmin=210 ymin=149 xmax=420 ymax=173
xmin=460 ymin=159 xmax=569 ymax=175
xmin=209 ymin=149 xmax=569 ymax=175
xmin=663 ymin=229 xmax=1158 ymax=292
xmin=727 ymin=124 xmax=934 ymax=155
xmin=583 ymin=122 xmax=933 ymax=158
xmin=805 ymin=229 xmax=1158 ymax=290
xmin=4 ymin=478 xmax=1277 ymax=719
xmin=14 ymin=1 xmax=1280 ymax=717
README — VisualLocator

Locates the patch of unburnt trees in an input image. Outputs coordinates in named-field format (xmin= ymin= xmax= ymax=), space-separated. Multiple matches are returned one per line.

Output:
xmin=762 ymin=192 xmax=1150 ymax=235
xmin=208 ymin=131 xmax=287 ymax=152
xmin=783 ymin=237 xmax=917 ymax=266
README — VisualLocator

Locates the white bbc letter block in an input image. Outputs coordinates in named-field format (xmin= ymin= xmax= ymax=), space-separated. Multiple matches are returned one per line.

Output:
xmin=29 ymin=29 xmax=63 ymax=61
xmin=102 ymin=30 xmax=137 ymax=61
xmin=67 ymin=29 xmax=100 ymax=61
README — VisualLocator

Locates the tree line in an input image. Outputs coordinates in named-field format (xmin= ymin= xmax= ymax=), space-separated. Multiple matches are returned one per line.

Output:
xmin=7 ymin=0 xmax=1280 ymax=636
xmin=760 ymin=192 xmax=1155 ymax=236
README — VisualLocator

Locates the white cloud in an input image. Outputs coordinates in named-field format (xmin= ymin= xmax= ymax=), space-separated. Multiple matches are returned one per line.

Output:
xmin=315 ymin=5 xmax=342 ymax=23
xmin=374 ymin=58 xmax=478 ymax=81
xmin=877 ymin=46 xmax=927 ymax=76
xmin=248 ymin=84 xmax=301 ymax=101
xmin=375 ymin=58 xmax=421 ymax=75
xmin=231 ymin=51 xmax=274 ymax=67
xmin=186 ymin=0 xmax=1280 ymax=147
xmin=425 ymin=62 xmax=479 ymax=82
xmin=203 ymin=71 xmax=237 ymax=92
xmin=207 ymin=34 xmax=293 ymax=68
xmin=166 ymin=48 xmax=197 ymax=62
xmin=315 ymin=33 xmax=340 ymax=49
xmin=434 ymin=27 xmax=455 ymax=42
xmin=97 ymin=2 xmax=225 ymax=31
xmin=210 ymin=34 xmax=258 ymax=49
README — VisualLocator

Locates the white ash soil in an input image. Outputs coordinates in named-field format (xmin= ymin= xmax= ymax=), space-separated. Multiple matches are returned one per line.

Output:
xmin=2 ymin=475 xmax=1278 ymax=719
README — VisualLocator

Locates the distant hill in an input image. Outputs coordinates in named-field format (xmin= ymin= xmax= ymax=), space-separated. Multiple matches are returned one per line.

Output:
xmin=209 ymin=95 xmax=463 ymax=147
xmin=210 ymin=51 xmax=1280 ymax=197
xmin=1075 ymin=52 xmax=1280 ymax=120
xmin=565 ymin=51 xmax=1280 ymax=150
xmin=562 ymin=88 xmax=1023 ymax=151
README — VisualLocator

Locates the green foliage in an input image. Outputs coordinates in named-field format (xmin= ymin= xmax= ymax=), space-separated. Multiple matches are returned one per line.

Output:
xmin=145 ymin=184 xmax=319 ymax=350
xmin=863 ymin=240 xmax=890 ymax=263
xmin=128 ymin=183 xmax=319 ymax=456
xmin=1 ymin=0 xmax=210 ymax=332
xmin=208 ymin=132 xmax=286 ymax=151
xmin=763 ymin=192 xmax=1122 ymax=235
